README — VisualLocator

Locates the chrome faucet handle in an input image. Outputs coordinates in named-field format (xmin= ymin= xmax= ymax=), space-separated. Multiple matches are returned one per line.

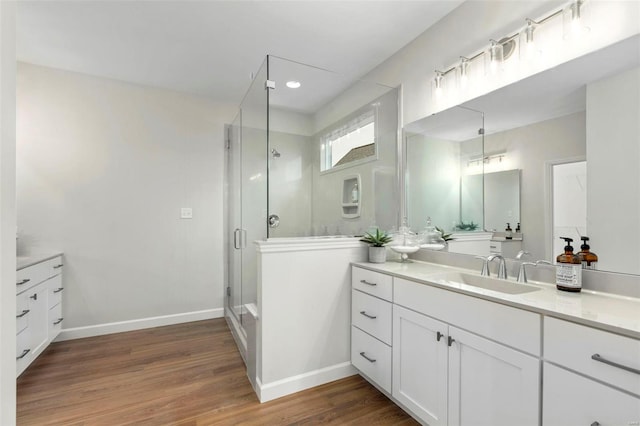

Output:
xmin=517 ymin=262 xmax=537 ymax=283
xmin=487 ymin=254 xmax=507 ymax=279
xmin=516 ymin=250 xmax=531 ymax=259
xmin=475 ymin=256 xmax=490 ymax=277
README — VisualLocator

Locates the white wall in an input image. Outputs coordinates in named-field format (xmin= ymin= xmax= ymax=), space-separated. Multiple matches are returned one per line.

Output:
xmin=0 ymin=2 xmax=17 ymax=424
xmin=267 ymin=130 xmax=312 ymax=238
xmin=587 ymin=66 xmax=640 ymax=274
xmin=16 ymin=63 xmax=236 ymax=330
xmin=311 ymin=88 xmax=399 ymax=236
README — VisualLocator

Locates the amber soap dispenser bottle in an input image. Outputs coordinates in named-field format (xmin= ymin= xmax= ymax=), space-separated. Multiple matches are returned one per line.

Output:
xmin=556 ymin=237 xmax=582 ymax=292
xmin=578 ymin=236 xmax=598 ymax=270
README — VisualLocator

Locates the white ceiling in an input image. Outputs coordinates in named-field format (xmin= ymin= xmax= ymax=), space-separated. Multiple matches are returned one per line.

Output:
xmin=17 ymin=1 xmax=463 ymax=108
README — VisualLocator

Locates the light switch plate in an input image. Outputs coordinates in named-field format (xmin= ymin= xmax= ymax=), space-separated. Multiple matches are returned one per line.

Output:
xmin=181 ymin=208 xmax=193 ymax=219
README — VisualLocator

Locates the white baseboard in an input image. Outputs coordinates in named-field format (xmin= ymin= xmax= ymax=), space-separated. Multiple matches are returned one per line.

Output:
xmin=256 ymin=361 xmax=357 ymax=403
xmin=56 ymin=308 xmax=224 ymax=341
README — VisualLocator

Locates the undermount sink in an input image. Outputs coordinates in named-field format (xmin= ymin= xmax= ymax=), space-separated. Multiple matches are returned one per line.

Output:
xmin=429 ymin=271 xmax=541 ymax=295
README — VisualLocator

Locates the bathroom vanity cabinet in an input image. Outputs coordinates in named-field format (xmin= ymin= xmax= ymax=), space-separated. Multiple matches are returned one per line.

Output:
xmin=16 ymin=254 xmax=64 ymax=377
xmin=543 ymin=317 xmax=640 ymax=426
xmin=351 ymin=263 xmax=640 ymax=426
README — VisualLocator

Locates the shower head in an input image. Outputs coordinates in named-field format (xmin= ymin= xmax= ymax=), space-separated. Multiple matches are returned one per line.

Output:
xmin=271 ymin=148 xmax=281 ymax=158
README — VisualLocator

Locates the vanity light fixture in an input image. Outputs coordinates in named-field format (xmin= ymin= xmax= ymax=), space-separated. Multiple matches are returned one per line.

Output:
xmin=429 ymin=0 xmax=593 ymax=103
xmin=286 ymin=80 xmax=301 ymax=89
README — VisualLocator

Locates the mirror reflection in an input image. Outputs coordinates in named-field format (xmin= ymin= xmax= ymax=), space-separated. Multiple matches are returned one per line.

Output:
xmin=406 ymin=34 xmax=640 ymax=275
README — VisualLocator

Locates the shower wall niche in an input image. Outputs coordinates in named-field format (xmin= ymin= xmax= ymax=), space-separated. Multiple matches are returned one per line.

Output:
xmin=341 ymin=175 xmax=361 ymax=218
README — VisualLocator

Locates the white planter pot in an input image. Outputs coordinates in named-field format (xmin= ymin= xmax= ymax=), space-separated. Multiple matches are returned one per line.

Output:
xmin=368 ymin=246 xmax=387 ymax=263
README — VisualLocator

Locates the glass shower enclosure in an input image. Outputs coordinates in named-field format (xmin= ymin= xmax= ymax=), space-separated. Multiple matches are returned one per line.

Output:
xmin=225 ymin=55 xmax=400 ymax=372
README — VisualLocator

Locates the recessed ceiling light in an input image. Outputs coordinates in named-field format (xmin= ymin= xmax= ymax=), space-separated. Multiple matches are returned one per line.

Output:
xmin=286 ymin=81 xmax=301 ymax=89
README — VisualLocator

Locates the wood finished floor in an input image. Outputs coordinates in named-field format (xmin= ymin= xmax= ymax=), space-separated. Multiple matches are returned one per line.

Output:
xmin=17 ymin=318 xmax=417 ymax=425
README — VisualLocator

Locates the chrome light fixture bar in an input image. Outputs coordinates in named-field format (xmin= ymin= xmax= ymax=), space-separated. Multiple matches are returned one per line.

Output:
xmin=431 ymin=0 xmax=585 ymax=98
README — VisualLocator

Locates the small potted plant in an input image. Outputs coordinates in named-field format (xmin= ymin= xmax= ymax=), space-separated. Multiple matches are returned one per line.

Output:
xmin=436 ymin=226 xmax=454 ymax=242
xmin=360 ymin=228 xmax=393 ymax=263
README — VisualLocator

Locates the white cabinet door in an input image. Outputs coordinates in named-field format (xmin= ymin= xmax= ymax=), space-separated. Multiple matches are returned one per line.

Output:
xmin=393 ymin=305 xmax=448 ymax=426
xmin=26 ymin=284 xmax=48 ymax=360
xmin=448 ymin=326 xmax=540 ymax=426
xmin=544 ymin=363 xmax=640 ymax=426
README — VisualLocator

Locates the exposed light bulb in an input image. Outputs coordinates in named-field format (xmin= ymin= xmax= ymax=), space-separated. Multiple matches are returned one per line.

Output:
xmin=571 ymin=1 xmax=582 ymax=32
xmin=524 ymin=19 xmax=537 ymax=59
xmin=459 ymin=57 xmax=469 ymax=89
xmin=434 ymin=71 xmax=444 ymax=99
xmin=488 ymin=40 xmax=503 ymax=74
xmin=564 ymin=0 xmax=589 ymax=40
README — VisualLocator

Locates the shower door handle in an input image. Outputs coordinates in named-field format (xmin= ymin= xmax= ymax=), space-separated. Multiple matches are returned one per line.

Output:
xmin=234 ymin=228 xmax=241 ymax=250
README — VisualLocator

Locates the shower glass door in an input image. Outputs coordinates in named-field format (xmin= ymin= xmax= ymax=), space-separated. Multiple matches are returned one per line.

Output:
xmin=227 ymin=58 xmax=268 ymax=333
xmin=227 ymin=112 xmax=242 ymax=321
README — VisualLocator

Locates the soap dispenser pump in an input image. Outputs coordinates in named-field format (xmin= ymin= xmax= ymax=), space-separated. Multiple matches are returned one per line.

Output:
xmin=505 ymin=223 xmax=513 ymax=239
xmin=556 ymin=237 xmax=582 ymax=292
xmin=578 ymin=236 xmax=598 ymax=270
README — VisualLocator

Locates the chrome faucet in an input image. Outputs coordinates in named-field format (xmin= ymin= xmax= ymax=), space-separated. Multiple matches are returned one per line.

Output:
xmin=487 ymin=254 xmax=508 ymax=279
xmin=475 ymin=256 xmax=491 ymax=276
xmin=517 ymin=262 xmax=537 ymax=283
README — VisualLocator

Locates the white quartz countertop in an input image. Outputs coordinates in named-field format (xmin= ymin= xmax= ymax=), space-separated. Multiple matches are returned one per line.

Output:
xmin=17 ymin=253 xmax=63 ymax=270
xmin=353 ymin=260 xmax=640 ymax=339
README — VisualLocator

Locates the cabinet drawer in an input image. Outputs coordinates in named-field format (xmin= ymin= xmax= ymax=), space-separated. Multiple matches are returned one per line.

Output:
xmin=352 ymin=325 xmax=392 ymax=393
xmin=544 ymin=317 xmax=640 ymax=396
xmin=16 ymin=263 xmax=45 ymax=294
xmin=47 ymin=274 xmax=64 ymax=309
xmin=16 ymin=329 xmax=32 ymax=377
xmin=352 ymin=267 xmax=392 ymax=301
xmin=48 ymin=302 xmax=63 ymax=340
xmin=352 ymin=289 xmax=392 ymax=345
xmin=543 ymin=363 xmax=640 ymax=426
xmin=16 ymin=292 xmax=30 ymax=334
xmin=16 ymin=256 xmax=63 ymax=294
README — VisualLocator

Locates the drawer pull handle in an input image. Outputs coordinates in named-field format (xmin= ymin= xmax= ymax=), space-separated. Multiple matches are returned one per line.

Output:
xmin=359 ymin=311 xmax=377 ymax=319
xmin=436 ymin=331 xmax=444 ymax=342
xmin=448 ymin=336 xmax=455 ymax=347
xmin=591 ymin=354 xmax=640 ymax=375
xmin=359 ymin=352 xmax=376 ymax=363
xmin=16 ymin=310 xmax=30 ymax=319
xmin=360 ymin=279 xmax=377 ymax=286
xmin=53 ymin=264 xmax=64 ymax=269
xmin=16 ymin=349 xmax=30 ymax=360
xmin=17 ymin=279 xmax=31 ymax=286
xmin=29 ymin=293 xmax=37 ymax=301
xmin=53 ymin=318 xmax=64 ymax=325
xmin=53 ymin=287 xmax=64 ymax=294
